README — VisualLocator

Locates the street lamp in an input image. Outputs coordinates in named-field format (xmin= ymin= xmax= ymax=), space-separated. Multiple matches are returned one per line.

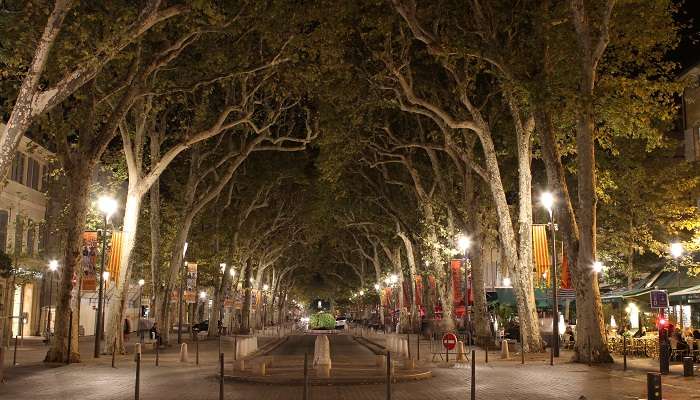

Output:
xmin=94 ymin=195 xmax=117 ymax=358
xmin=670 ymin=242 xmax=683 ymax=259
xmin=137 ymin=279 xmax=145 ymax=343
xmin=540 ymin=191 xmax=559 ymax=361
xmin=46 ymin=260 xmax=59 ymax=341
xmin=592 ymin=261 xmax=604 ymax=274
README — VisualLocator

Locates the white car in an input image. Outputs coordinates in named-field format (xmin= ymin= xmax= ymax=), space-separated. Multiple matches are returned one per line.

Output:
xmin=335 ymin=316 xmax=348 ymax=330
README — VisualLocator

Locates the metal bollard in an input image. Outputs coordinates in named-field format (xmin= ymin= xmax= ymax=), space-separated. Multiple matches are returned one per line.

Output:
xmin=471 ymin=349 xmax=476 ymax=400
xmin=386 ymin=351 xmax=392 ymax=400
xmin=135 ymin=352 xmax=141 ymax=400
xmin=623 ymin=336 xmax=627 ymax=371
xmin=155 ymin=342 xmax=159 ymax=366
xmin=485 ymin=341 xmax=488 ymax=363
xmin=0 ymin=346 xmax=5 ymax=382
xmin=13 ymin=335 xmax=18 ymax=366
xmin=683 ymin=357 xmax=694 ymax=377
xmin=521 ymin=326 xmax=525 ymax=365
xmin=67 ymin=311 xmax=73 ymax=364
xmin=417 ymin=334 xmax=420 ymax=361
xmin=111 ymin=338 xmax=117 ymax=368
xmin=303 ymin=352 xmax=309 ymax=400
xmin=219 ymin=353 xmax=224 ymax=400
xmin=646 ymin=372 xmax=662 ymax=400
xmin=196 ymin=335 xmax=199 ymax=366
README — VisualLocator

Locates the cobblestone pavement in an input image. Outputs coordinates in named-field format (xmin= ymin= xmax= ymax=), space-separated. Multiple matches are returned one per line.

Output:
xmin=1 ymin=334 xmax=699 ymax=400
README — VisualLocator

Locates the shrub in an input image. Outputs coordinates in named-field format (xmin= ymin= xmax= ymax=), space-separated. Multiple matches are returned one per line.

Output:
xmin=309 ymin=312 xmax=335 ymax=330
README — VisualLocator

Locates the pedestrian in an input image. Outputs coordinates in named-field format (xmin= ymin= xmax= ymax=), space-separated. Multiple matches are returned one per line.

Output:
xmin=150 ymin=322 xmax=162 ymax=347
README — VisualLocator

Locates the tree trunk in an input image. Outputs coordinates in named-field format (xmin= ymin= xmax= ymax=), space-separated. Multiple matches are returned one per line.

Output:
xmin=148 ymin=135 xmax=162 ymax=319
xmin=573 ymin=99 xmax=612 ymax=363
xmin=105 ymin=192 xmax=142 ymax=354
xmin=476 ymin=129 xmax=542 ymax=351
xmin=398 ymin=231 xmax=418 ymax=333
xmin=240 ymin=260 xmax=253 ymax=334
xmin=44 ymin=164 xmax=93 ymax=363
xmin=157 ymin=211 xmax=195 ymax=345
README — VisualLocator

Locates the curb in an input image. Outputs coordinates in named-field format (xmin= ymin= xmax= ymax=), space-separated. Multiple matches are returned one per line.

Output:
xmin=222 ymin=370 xmax=432 ymax=386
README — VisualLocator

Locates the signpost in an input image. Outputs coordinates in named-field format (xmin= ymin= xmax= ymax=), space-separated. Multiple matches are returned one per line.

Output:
xmin=649 ymin=290 xmax=669 ymax=309
xmin=443 ymin=332 xmax=457 ymax=362
xmin=650 ymin=290 xmax=669 ymax=374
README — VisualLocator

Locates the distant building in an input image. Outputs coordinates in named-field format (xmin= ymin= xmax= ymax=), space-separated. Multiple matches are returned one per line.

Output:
xmin=681 ymin=62 xmax=700 ymax=163
xmin=679 ymin=63 xmax=700 ymax=209
xmin=0 ymin=123 xmax=53 ymax=343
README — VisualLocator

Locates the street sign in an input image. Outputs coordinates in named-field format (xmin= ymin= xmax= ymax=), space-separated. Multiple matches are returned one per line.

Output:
xmin=442 ymin=332 xmax=457 ymax=350
xmin=649 ymin=290 xmax=669 ymax=309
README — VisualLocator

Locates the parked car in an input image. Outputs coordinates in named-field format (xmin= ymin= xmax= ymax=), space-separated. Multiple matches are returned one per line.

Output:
xmin=335 ymin=316 xmax=348 ymax=330
xmin=192 ymin=320 xmax=209 ymax=333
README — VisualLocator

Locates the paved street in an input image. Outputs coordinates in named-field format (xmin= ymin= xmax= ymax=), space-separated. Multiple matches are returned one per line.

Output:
xmin=270 ymin=334 xmax=374 ymax=357
xmin=2 ymin=333 xmax=699 ymax=400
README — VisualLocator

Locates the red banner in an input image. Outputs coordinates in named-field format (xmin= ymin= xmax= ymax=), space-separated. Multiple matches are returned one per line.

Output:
xmin=415 ymin=276 xmax=423 ymax=306
xmin=561 ymin=255 xmax=572 ymax=289
xmin=451 ymin=259 xmax=462 ymax=304
xmin=81 ymin=232 xmax=98 ymax=291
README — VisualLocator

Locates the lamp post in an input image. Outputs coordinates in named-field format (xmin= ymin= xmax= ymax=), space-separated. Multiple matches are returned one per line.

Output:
xmin=457 ymin=234 xmax=472 ymax=328
xmin=177 ymin=243 xmax=188 ymax=345
xmin=46 ymin=260 xmax=59 ymax=341
xmin=137 ymin=279 xmax=145 ymax=343
xmin=94 ymin=195 xmax=117 ymax=358
xmin=541 ymin=191 xmax=559 ymax=359
xmin=670 ymin=243 xmax=683 ymax=322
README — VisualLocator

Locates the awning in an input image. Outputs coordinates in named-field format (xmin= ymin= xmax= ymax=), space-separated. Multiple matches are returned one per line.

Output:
xmin=669 ymin=285 xmax=700 ymax=304
xmin=489 ymin=288 xmax=569 ymax=308
xmin=669 ymin=285 xmax=700 ymax=296
xmin=601 ymin=287 xmax=654 ymax=303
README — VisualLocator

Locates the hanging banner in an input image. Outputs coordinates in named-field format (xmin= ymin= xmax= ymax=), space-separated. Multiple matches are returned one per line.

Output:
xmin=451 ymin=259 xmax=462 ymax=304
xmin=415 ymin=276 xmax=423 ymax=306
xmin=532 ymin=224 xmax=551 ymax=288
xmin=81 ymin=232 xmax=99 ymax=291
xmin=381 ymin=287 xmax=392 ymax=307
xmin=106 ymin=231 xmax=123 ymax=281
xmin=561 ymin=254 xmax=572 ymax=289
xmin=402 ymin=279 xmax=411 ymax=306
xmin=184 ymin=262 xmax=197 ymax=303
xmin=468 ymin=273 xmax=474 ymax=305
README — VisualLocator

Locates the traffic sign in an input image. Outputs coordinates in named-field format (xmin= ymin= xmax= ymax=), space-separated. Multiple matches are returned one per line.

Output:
xmin=650 ymin=290 xmax=669 ymax=309
xmin=442 ymin=332 xmax=457 ymax=350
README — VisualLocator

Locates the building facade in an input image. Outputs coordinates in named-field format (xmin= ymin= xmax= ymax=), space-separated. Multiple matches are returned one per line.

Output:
xmin=0 ymin=124 xmax=53 ymax=345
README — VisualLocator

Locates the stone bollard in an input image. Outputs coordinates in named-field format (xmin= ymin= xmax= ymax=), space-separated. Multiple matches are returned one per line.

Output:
xmin=402 ymin=339 xmax=410 ymax=358
xmin=376 ymin=354 xmax=387 ymax=369
xmin=256 ymin=362 xmax=267 ymax=376
xmin=313 ymin=335 xmax=332 ymax=377
xmin=134 ymin=343 xmax=142 ymax=360
xmin=180 ymin=343 xmax=189 ymax=362
xmin=235 ymin=359 xmax=246 ymax=371
xmin=403 ymin=357 xmax=416 ymax=370
xmin=456 ymin=341 xmax=467 ymax=362
xmin=501 ymin=340 xmax=510 ymax=360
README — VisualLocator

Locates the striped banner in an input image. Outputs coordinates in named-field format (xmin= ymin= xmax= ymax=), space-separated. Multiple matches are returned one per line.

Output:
xmin=532 ymin=224 xmax=551 ymax=288
xmin=106 ymin=231 xmax=123 ymax=281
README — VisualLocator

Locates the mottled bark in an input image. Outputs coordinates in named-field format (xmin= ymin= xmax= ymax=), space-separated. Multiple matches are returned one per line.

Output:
xmin=240 ymin=260 xmax=253 ymax=334
xmin=44 ymin=164 xmax=92 ymax=362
